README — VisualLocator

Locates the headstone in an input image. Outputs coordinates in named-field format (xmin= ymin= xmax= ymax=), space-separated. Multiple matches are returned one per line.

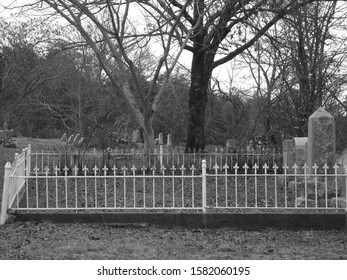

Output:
xmin=282 ymin=139 xmax=294 ymax=172
xmin=132 ymin=129 xmax=141 ymax=143
xmin=307 ymin=107 xmax=336 ymax=174
xmin=167 ymin=134 xmax=172 ymax=146
xmin=73 ymin=134 xmax=80 ymax=146
xmin=246 ymin=140 xmax=254 ymax=153
xmin=158 ymin=133 xmax=163 ymax=146
xmin=226 ymin=139 xmax=235 ymax=148
xmin=293 ymin=137 xmax=308 ymax=173
xmin=67 ymin=134 xmax=74 ymax=145
xmin=340 ymin=148 xmax=347 ymax=199
xmin=61 ymin=133 xmax=67 ymax=142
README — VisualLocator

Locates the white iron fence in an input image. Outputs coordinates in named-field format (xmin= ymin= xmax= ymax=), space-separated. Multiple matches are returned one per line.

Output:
xmin=1 ymin=145 xmax=31 ymax=224
xmin=1 ymin=145 xmax=346 ymax=224
xmin=30 ymin=146 xmax=282 ymax=172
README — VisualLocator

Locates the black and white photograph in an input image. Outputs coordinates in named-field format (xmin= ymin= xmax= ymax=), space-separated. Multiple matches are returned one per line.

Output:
xmin=0 ymin=1 xmax=347 ymax=278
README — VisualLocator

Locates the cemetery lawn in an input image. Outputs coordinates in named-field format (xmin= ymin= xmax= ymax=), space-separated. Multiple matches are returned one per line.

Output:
xmin=0 ymin=137 xmax=347 ymax=260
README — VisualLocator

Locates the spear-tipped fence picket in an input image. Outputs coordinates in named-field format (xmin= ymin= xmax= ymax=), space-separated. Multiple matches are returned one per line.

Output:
xmin=29 ymin=145 xmax=283 ymax=173
xmin=1 ymin=145 xmax=346 ymax=224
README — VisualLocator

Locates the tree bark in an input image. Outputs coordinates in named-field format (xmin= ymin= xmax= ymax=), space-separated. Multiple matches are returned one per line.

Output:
xmin=185 ymin=50 xmax=214 ymax=152
xmin=142 ymin=113 xmax=155 ymax=153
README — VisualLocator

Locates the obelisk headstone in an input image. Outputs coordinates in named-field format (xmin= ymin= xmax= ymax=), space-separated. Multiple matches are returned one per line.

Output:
xmin=307 ymin=107 xmax=335 ymax=174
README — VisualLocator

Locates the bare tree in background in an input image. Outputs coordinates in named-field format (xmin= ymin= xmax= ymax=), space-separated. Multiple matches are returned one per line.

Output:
xmin=3 ymin=0 xmax=202 ymax=152
xmin=142 ymin=0 xmax=338 ymax=152
xmin=0 ymin=18 xmax=58 ymax=144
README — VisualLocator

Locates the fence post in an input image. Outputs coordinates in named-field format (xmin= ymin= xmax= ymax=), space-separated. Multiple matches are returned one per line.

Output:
xmin=202 ymin=159 xmax=207 ymax=213
xmin=26 ymin=144 xmax=31 ymax=176
xmin=0 ymin=162 xmax=12 ymax=225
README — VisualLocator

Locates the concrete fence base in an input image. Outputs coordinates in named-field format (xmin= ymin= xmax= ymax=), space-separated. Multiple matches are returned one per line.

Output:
xmin=10 ymin=211 xmax=347 ymax=230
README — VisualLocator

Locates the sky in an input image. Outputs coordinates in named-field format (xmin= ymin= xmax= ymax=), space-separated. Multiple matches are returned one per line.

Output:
xmin=4 ymin=0 xmax=345 ymax=95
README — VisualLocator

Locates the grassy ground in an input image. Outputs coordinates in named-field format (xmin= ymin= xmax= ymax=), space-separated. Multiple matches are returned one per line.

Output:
xmin=1 ymin=137 xmax=347 ymax=260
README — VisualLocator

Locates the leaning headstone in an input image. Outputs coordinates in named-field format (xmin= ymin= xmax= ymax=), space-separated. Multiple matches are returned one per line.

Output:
xmin=307 ymin=107 xmax=336 ymax=174
xmin=293 ymin=137 xmax=308 ymax=173
xmin=73 ymin=134 xmax=80 ymax=146
xmin=167 ymin=134 xmax=172 ymax=146
xmin=132 ymin=129 xmax=141 ymax=143
xmin=282 ymin=139 xmax=294 ymax=172
xmin=61 ymin=133 xmax=67 ymax=142
xmin=67 ymin=134 xmax=74 ymax=145
xmin=158 ymin=133 xmax=163 ymax=146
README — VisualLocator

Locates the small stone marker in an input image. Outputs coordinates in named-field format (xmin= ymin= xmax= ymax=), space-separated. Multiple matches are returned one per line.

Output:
xmin=132 ymin=129 xmax=141 ymax=143
xmin=307 ymin=107 xmax=336 ymax=174
xmin=158 ymin=133 xmax=163 ymax=146
xmin=167 ymin=134 xmax=172 ymax=146
xmin=293 ymin=137 xmax=308 ymax=172
xmin=226 ymin=139 xmax=235 ymax=148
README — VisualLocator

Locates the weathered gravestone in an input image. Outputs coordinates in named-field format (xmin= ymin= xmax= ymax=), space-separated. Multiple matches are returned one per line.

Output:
xmin=226 ymin=139 xmax=236 ymax=149
xmin=282 ymin=139 xmax=294 ymax=172
xmin=167 ymin=134 xmax=172 ymax=146
xmin=158 ymin=133 xmax=163 ymax=146
xmin=293 ymin=137 xmax=308 ymax=173
xmin=288 ymin=137 xmax=308 ymax=200
xmin=307 ymin=107 xmax=336 ymax=174
xmin=132 ymin=129 xmax=141 ymax=143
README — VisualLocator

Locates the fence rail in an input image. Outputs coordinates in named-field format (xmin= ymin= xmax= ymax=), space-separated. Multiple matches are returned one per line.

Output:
xmin=1 ymin=145 xmax=346 ymax=225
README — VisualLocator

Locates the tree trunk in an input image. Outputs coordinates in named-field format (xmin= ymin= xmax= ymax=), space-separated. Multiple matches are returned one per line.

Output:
xmin=142 ymin=125 xmax=155 ymax=154
xmin=185 ymin=50 xmax=214 ymax=152
xmin=3 ymin=120 xmax=7 ymax=145
xmin=141 ymin=111 xmax=155 ymax=154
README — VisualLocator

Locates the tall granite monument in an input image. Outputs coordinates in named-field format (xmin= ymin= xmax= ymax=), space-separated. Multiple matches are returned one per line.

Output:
xmin=307 ymin=107 xmax=336 ymax=174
